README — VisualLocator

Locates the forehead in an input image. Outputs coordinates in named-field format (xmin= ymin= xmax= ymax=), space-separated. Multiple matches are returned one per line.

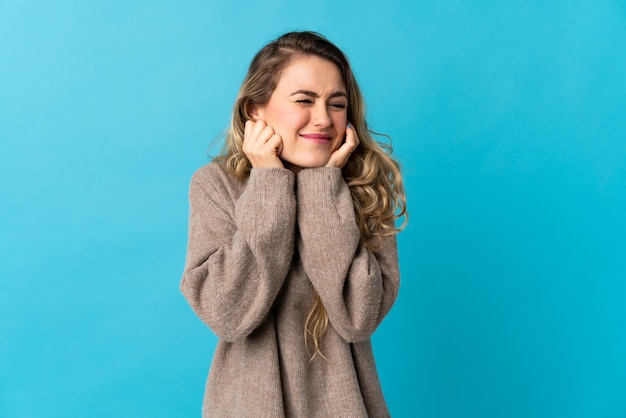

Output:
xmin=274 ymin=55 xmax=346 ymax=94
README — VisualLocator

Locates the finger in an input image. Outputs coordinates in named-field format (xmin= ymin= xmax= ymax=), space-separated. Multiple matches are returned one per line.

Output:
xmin=337 ymin=126 xmax=360 ymax=160
xmin=326 ymin=144 xmax=350 ymax=168
xmin=244 ymin=121 xmax=272 ymax=159
xmin=244 ymin=120 xmax=254 ymax=143
xmin=344 ymin=123 xmax=360 ymax=152
xmin=244 ymin=119 xmax=255 ymax=133
xmin=260 ymin=125 xmax=275 ymax=143
xmin=249 ymin=122 xmax=275 ymax=148
xmin=266 ymin=133 xmax=283 ymax=157
xmin=249 ymin=120 xmax=267 ymax=143
xmin=243 ymin=120 xmax=262 ymax=156
xmin=243 ymin=120 xmax=284 ymax=169
xmin=325 ymin=125 xmax=359 ymax=168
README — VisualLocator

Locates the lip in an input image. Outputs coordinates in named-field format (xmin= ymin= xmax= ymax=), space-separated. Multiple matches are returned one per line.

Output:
xmin=299 ymin=133 xmax=332 ymax=144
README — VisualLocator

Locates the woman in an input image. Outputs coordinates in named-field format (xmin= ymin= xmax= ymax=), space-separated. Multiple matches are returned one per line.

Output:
xmin=181 ymin=31 xmax=406 ymax=417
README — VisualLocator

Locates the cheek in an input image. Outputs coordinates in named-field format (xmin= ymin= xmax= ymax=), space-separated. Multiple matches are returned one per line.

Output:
xmin=286 ymin=112 xmax=309 ymax=129
xmin=333 ymin=116 xmax=347 ymax=140
xmin=268 ymin=107 xmax=309 ymax=133
xmin=331 ymin=133 xmax=345 ymax=151
xmin=332 ymin=112 xmax=347 ymax=129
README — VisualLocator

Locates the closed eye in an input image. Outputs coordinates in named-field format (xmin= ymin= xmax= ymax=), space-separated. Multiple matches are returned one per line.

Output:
xmin=296 ymin=99 xmax=313 ymax=104
xmin=330 ymin=103 xmax=347 ymax=109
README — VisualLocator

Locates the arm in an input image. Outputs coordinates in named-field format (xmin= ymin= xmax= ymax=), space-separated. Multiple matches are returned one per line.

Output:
xmin=180 ymin=165 xmax=296 ymax=342
xmin=296 ymin=167 xmax=400 ymax=343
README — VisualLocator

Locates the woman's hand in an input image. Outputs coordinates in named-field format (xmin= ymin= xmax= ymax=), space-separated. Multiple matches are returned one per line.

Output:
xmin=243 ymin=120 xmax=284 ymax=169
xmin=325 ymin=123 xmax=360 ymax=169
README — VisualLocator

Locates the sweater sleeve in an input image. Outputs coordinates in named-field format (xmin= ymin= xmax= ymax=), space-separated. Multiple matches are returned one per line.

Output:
xmin=296 ymin=167 xmax=400 ymax=343
xmin=180 ymin=165 xmax=296 ymax=342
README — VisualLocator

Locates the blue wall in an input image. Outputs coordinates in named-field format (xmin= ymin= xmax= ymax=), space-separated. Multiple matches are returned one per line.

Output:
xmin=1 ymin=1 xmax=625 ymax=417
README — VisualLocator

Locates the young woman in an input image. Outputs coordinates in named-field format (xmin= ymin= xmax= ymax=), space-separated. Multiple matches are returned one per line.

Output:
xmin=181 ymin=31 xmax=406 ymax=417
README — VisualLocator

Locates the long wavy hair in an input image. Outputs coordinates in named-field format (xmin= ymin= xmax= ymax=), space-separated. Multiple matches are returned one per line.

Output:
xmin=214 ymin=31 xmax=406 ymax=360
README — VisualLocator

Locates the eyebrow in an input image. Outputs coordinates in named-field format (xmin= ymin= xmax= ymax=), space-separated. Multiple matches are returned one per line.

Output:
xmin=290 ymin=89 xmax=348 ymax=99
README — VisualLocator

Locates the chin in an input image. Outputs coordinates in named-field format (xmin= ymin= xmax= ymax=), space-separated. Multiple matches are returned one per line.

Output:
xmin=283 ymin=153 xmax=331 ymax=170
xmin=295 ymin=158 xmax=331 ymax=169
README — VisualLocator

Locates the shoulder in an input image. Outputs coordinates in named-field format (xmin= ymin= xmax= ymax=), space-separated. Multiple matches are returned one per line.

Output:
xmin=192 ymin=162 xmax=233 ymax=183
xmin=189 ymin=162 xmax=246 ymax=202
xmin=191 ymin=162 xmax=244 ymax=188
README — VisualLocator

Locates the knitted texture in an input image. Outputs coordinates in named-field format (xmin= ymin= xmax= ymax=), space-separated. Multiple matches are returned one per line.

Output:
xmin=181 ymin=163 xmax=400 ymax=417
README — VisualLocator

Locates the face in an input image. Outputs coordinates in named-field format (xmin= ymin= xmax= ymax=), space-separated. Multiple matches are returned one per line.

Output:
xmin=253 ymin=55 xmax=348 ymax=172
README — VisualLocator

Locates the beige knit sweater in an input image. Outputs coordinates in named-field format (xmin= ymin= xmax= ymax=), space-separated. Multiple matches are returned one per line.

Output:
xmin=181 ymin=162 xmax=400 ymax=417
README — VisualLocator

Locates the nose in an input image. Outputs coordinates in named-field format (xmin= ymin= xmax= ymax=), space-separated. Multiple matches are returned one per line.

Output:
xmin=312 ymin=103 xmax=331 ymax=128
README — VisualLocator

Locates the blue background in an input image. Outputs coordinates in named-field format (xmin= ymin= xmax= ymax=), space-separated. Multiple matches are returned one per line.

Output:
xmin=2 ymin=1 xmax=625 ymax=417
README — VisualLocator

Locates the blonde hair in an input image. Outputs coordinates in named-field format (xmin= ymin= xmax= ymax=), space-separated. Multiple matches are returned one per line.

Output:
xmin=214 ymin=31 xmax=406 ymax=360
